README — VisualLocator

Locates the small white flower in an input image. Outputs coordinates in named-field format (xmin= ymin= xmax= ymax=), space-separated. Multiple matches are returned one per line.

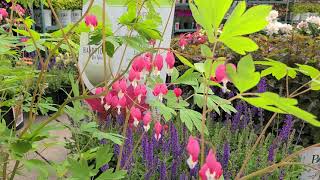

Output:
xmin=266 ymin=10 xmax=279 ymax=23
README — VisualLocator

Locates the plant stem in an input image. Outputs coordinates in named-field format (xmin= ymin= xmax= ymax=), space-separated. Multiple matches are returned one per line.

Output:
xmin=116 ymin=109 xmax=130 ymax=170
xmin=9 ymin=161 xmax=19 ymax=180
xmin=200 ymin=38 xmax=218 ymax=165
xmin=2 ymin=153 xmax=9 ymax=180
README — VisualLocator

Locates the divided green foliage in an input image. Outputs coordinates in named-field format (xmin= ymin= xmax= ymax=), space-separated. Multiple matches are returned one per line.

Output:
xmin=256 ymin=58 xmax=297 ymax=80
xmin=179 ymin=109 xmax=209 ymax=135
xmin=219 ymin=2 xmax=271 ymax=54
xmin=190 ymin=0 xmax=233 ymax=42
xmin=227 ymin=55 xmax=260 ymax=93
xmin=242 ymin=92 xmax=320 ymax=127
xmin=297 ymin=64 xmax=320 ymax=90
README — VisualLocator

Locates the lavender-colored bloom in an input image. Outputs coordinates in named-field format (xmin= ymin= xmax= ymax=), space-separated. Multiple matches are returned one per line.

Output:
xmin=142 ymin=134 xmax=149 ymax=162
xmin=179 ymin=173 xmax=188 ymax=180
xmin=279 ymin=115 xmax=294 ymax=141
xmin=190 ymin=164 xmax=199 ymax=177
xmin=159 ymin=161 xmax=166 ymax=180
xmin=114 ymin=144 xmax=120 ymax=156
xmin=105 ymin=114 xmax=112 ymax=128
xmin=257 ymin=78 xmax=267 ymax=93
xmin=171 ymin=160 xmax=178 ymax=179
xmin=100 ymin=163 xmax=109 ymax=172
xmin=116 ymin=114 xmax=125 ymax=126
xmin=232 ymin=101 xmax=245 ymax=131
xmin=144 ymin=171 xmax=151 ymax=180
xmin=170 ymin=123 xmax=180 ymax=158
xmin=99 ymin=139 xmax=107 ymax=145
xmin=223 ymin=142 xmax=230 ymax=170
xmin=123 ymin=128 xmax=134 ymax=170
xmin=268 ymin=142 xmax=277 ymax=162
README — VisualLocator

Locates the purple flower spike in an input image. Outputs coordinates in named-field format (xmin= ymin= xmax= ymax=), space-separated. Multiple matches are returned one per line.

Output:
xmin=159 ymin=161 xmax=166 ymax=180
xmin=279 ymin=115 xmax=294 ymax=141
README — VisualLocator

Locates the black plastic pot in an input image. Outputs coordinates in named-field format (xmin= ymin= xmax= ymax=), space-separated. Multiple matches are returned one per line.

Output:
xmin=1 ymin=106 xmax=24 ymax=130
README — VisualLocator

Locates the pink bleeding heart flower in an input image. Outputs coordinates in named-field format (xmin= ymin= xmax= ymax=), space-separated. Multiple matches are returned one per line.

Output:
xmin=215 ymin=64 xmax=236 ymax=93
xmin=154 ymin=121 xmax=162 ymax=141
xmin=134 ymin=84 xmax=147 ymax=103
xmin=130 ymin=107 xmax=142 ymax=127
xmin=0 ymin=8 xmax=8 ymax=21
xmin=165 ymin=51 xmax=175 ymax=74
xmin=85 ymin=98 xmax=104 ymax=112
xmin=11 ymin=4 xmax=25 ymax=16
xmin=179 ymin=34 xmax=188 ymax=50
xmin=143 ymin=53 xmax=153 ymax=77
xmin=112 ymin=79 xmax=127 ymax=98
xmin=85 ymin=14 xmax=98 ymax=31
xmin=200 ymin=149 xmax=223 ymax=180
xmin=128 ymin=68 xmax=141 ymax=87
xmin=153 ymin=83 xmax=168 ymax=101
xmin=104 ymin=93 xmax=113 ymax=111
xmin=95 ymin=87 xmax=105 ymax=104
xmin=132 ymin=56 xmax=145 ymax=72
xmin=173 ymin=88 xmax=182 ymax=98
xmin=186 ymin=136 xmax=200 ymax=169
xmin=116 ymin=96 xmax=127 ymax=115
xmin=143 ymin=111 xmax=152 ymax=132
xmin=153 ymin=54 xmax=163 ymax=76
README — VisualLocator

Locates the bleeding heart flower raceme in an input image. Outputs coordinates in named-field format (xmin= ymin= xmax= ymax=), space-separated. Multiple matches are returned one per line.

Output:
xmin=153 ymin=83 xmax=168 ymax=101
xmin=112 ymin=79 xmax=127 ymax=98
xmin=0 ymin=8 xmax=8 ymax=21
xmin=199 ymin=150 xmax=223 ymax=180
xmin=85 ymin=14 xmax=98 ymax=31
xmin=215 ymin=64 xmax=236 ymax=93
xmin=165 ymin=51 xmax=175 ymax=74
xmin=154 ymin=121 xmax=162 ymax=141
xmin=11 ymin=4 xmax=25 ymax=16
xmin=95 ymin=87 xmax=106 ymax=104
xmin=153 ymin=54 xmax=163 ymax=76
xmin=142 ymin=111 xmax=152 ymax=132
xmin=128 ymin=68 xmax=141 ymax=88
xmin=104 ymin=93 xmax=113 ymax=111
xmin=132 ymin=56 xmax=145 ymax=72
xmin=130 ymin=107 xmax=142 ymax=127
xmin=186 ymin=136 xmax=200 ymax=169
xmin=134 ymin=84 xmax=147 ymax=103
xmin=143 ymin=53 xmax=153 ymax=71
xmin=173 ymin=88 xmax=182 ymax=98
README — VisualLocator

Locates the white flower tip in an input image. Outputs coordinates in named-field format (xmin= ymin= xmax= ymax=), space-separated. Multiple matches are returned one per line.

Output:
xmin=104 ymin=104 xmax=110 ymax=111
xmin=187 ymin=156 xmax=197 ymax=169
xmin=143 ymin=124 xmax=150 ymax=132
xmin=133 ymin=119 xmax=139 ymax=127
xmin=154 ymin=134 xmax=161 ymax=141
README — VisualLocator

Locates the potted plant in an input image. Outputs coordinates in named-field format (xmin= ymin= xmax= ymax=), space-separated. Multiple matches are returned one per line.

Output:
xmin=56 ymin=0 xmax=72 ymax=27
xmin=71 ymin=0 xmax=82 ymax=23
xmin=33 ymin=0 xmax=52 ymax=28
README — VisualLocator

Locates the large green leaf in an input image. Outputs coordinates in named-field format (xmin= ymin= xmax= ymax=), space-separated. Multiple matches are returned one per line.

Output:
xmin=219 ymin=2 xmax=271 ymax=54
xmin=297 ymin=64 xmax=320 ymax=90
xmin=173 ymin=69 xmax=199 ymax=86
xmin=227 ymin=55 xmax=260 ymax=93
xmin=190 ymin=0 xmax=233 ymax=42
xmin=96 ymin=146 xmax=113 ymax=169
xmin=150 ymin=100 xmax=176 ymax=121
xmin=175 ymin=54 xmax=195 ymax=68
xmin=179 ymin=109 xmax=209 ymax=135
xmin=242 ymin=92 xmax=320 ymax=127
xmin=256 ymin=59 xmax=297 ymax=80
